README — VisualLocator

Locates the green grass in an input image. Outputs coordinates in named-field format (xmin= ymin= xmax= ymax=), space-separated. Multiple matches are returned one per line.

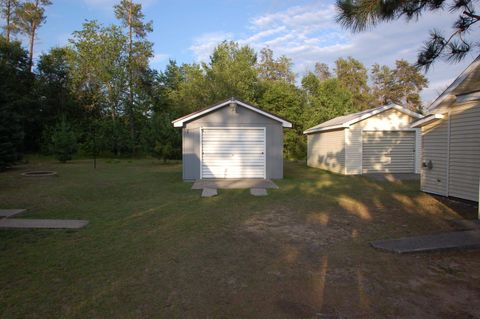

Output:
xmin=0 ymin=159 xmax=479 ymax=318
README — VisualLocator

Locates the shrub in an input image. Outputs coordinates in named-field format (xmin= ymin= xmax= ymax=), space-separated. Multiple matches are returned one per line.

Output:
xmin=51 ymin=119 xmax=77 ymax=163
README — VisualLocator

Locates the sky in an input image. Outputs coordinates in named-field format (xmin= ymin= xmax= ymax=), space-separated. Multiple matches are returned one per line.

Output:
xmin=28 ymin=0 xmax=480 ymax=103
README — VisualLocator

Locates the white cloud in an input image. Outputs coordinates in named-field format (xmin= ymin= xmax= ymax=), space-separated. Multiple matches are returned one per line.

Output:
xmin=189 ymin=31 xmax=233 ymax=62
xmin=150 ymin=53 xmax=169 ymax=64
xmin=189 ymin=1 xmax=480 ymax=102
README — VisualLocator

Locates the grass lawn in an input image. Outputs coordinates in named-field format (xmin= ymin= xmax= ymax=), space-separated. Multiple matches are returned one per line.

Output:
xmin=0 ymin=158 xmax=479 ymax=318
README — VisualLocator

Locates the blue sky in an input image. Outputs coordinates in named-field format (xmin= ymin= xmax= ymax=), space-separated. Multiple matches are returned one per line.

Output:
xmin=29 ymin=0 xmax=480 ymax=102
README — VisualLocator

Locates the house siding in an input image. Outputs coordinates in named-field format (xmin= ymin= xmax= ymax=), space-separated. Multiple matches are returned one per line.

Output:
xmin=345 ymin=108 xmax=419 ymax=174
xmin=307 ymin=129 xmax=346 ymax=173
xmin=448 ymin=102 xmax=480 ymax=201
xmin=421 ymin=118 xmax=449 ymax=196
xmin=182 ymin=104 xmax=284 ymax=180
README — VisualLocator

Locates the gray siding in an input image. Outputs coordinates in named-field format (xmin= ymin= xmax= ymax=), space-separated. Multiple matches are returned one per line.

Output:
xmin=421 ymin=118 xmax=449 ymax=196
xmin=448 ymin=102 xmax=480 ymax=201
xmin=182 ymin=104 xmax=284 ymax=180
xmin=307 ymin=129 xmax=345 ymax=173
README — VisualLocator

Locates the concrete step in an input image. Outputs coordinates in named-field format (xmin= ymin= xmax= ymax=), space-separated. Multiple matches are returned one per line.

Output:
xmin=371 ymin=230 xmax=480 ymax=253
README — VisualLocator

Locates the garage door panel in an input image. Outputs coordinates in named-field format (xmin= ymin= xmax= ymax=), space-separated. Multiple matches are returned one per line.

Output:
xmin=362 ymin=131 xmax=415 ymax=173
xmin=201 ymin=128 xmax=266 ymax=179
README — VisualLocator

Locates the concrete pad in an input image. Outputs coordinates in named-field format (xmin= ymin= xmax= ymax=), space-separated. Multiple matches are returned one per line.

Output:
xmin=250 ymin=188 xmax=268 ymax=196
xmin=450 ymin=219 xmax=480 ymax=230
xmin=366 ymin=173 xmax=420 ymax=182
xmin=371 ymin=230 xmax=480 ymax=253
xmin=201 ymin=188 xmax=218 ymax=198
xmin=0 ymin=209 xmax=27 ymax=218
xmin=0 ymin=219 xmax=89 ymax=229
xmin=192 ymin=179 xmax=278 ymax=190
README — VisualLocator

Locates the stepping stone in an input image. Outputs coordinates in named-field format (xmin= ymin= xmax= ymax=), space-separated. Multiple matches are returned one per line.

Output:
xmin=201 ymin=188 xmax=218 ymax=198
xmin=0 ymin=209 xmax=27 ymax=218
xmin=0 ymin=219 xmax=89 ymax=229
xmin=371 ymin=230 xmax=480 ymax=254
xmin=250 ymin=188 xmax=268 ymax=196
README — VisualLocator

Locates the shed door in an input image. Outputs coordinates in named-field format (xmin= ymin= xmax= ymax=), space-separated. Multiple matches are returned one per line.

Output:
xmin=201 ymin=128 xmax=266 ymax=179
xmin=362 ymin=131 xmax=415 ymax=173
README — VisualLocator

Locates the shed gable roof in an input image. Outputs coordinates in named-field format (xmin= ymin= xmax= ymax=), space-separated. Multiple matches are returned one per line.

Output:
xmin=172 ymin=98 xmax=293 ymax=128
xmin=303 ymin=104 xmax=422 ymax=134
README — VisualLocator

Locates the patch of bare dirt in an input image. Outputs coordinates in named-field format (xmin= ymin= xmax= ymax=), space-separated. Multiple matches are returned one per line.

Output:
xmin=241 ymin=208 xmax=352 ymax=250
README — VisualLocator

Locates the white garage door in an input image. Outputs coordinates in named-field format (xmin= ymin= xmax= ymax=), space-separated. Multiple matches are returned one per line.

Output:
xmin=362 ymin=131 xmax=415 ymax=173
xmin=201 ymin=127 xmax=266 ymax=179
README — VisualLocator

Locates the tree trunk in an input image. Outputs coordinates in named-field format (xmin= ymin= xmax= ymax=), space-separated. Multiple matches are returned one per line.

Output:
xmin=5 ymin=1 xmax=11 ymax=44
xmin=127 ymin=1 xmax=136 ymax=153
xmin=28 ymin=24 xmax=35 ymax=72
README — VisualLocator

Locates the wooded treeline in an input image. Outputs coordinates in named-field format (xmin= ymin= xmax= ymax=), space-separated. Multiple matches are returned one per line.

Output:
xmin=0 ymin=0 xmax=428 ymax=169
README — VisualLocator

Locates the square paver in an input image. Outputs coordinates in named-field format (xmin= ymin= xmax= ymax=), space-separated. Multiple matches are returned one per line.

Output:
xmin=0 ymin=209 xmax=27 ymax=218
xmin=201 ymin=188 xmax=218 ymax=197
xmin=250 ymin=188 xmax=268 ymax=196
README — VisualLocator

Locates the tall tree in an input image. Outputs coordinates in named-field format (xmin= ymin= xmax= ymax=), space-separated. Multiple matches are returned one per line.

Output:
xmin=392 ymin=59 xmax=428 ymax=111
xmin=336 ymin=0 xmax=480 ymax=70
xmin=15 ymin=0 xmax=51 ymax=72
xmin=203 ymin=41 xmax=258 ymax=103
xmin=257 ymin=47 xmax=295 ymax=84
xmin=335 ymin=56 xmax=371 ymax=109
xmin=0 ymin=0 xmax=19 ymax=44
xmin=370 ymin=63 xmax=396 ymax=105
xmin=0 ymin=36 xmax=33 ymax=167
xmin=314 ymin=62 xmax=332 ymax=81
xmin=370 ymin=59 xmax=428 ymax=111
xmin=114 ymin=0 xmax=153 ymax=152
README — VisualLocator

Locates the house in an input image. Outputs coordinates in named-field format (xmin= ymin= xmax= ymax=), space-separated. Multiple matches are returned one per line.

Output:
xmin=412 ymin=56 xmax=480 ymax=203
xmin=172 ymin=98 xmax=292 ymax=180
xmin=304 ymin=104 xmax=423 ymax=175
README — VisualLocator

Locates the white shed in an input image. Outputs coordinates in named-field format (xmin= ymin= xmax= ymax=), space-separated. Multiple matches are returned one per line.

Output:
xmin=412 ymin=56 xmax=480 ymax=203
xmin=304 ymin=104 xmax=423 ymax=175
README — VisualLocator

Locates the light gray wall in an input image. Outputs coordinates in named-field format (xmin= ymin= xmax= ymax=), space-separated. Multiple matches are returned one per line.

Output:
xmin=421 ymin=118 xmax=449 ymax=196
xmin=448 ymin=101 xmax=480 ymax=201
xmin=182 ymin=104 xmax=284 ymax=180
xmin=307 ymin=129 xmax=345 ymax=173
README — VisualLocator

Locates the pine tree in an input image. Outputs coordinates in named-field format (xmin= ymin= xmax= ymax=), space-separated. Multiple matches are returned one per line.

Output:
xmin=15 ymin=0 xmax=52 ymax=72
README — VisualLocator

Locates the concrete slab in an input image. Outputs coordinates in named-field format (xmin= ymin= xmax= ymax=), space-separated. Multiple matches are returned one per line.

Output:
xmin=371 ymin=230 xmax=480 ymax=253
xmin=0 ymin=219 xmax=89 ymax=229
xmin=250 ymin=188 xmax=268 ymax=196
xmin=201 ymin=188 xmax=218 ymax=198
xmin=365 ymin=173 xmax=420 ymax=182
xmin=0 ymin=209 xmax=27 ymax=218
xmin=192 ymin=179 xmax=278 ymax=190
xmin=450 ymin=219 xmax=480 ymax=230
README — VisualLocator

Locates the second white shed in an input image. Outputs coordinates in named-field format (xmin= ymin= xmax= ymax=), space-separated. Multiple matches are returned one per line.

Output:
xmin=304 ymin=104 xmax=423 ymax=175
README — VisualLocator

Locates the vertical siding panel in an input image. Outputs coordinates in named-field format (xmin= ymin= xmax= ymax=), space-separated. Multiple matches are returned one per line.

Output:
xmin=307 ymin=129 xmax=346 ymax=173
xmin=421 ymin=118 xmax=449 ymax=196
xmin=448 ymin=102 xmax=480 ymax=201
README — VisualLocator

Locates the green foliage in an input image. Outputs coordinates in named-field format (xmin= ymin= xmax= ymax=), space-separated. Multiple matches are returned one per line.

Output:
xmin=1 ymin=0 xmax=434 ymax=165
xmin=302 ymin=78 xmax=355 ymax=130
xmin=336 ymin=0 xmax=479 ymax=70
xmin=258 ymin=80 xmax=306 ymax=159
xmin=0 ymin=36 xmax=32 ymax=168
xmin=370 ymin=59 xmax=428 ymax=111
xmin=50 ymin=118 xmax=77 ymax=163
xmin=258 ymin=47 xmax=295 ymax=84
xmin=335 ymin=57 xmax=371 ymax=110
